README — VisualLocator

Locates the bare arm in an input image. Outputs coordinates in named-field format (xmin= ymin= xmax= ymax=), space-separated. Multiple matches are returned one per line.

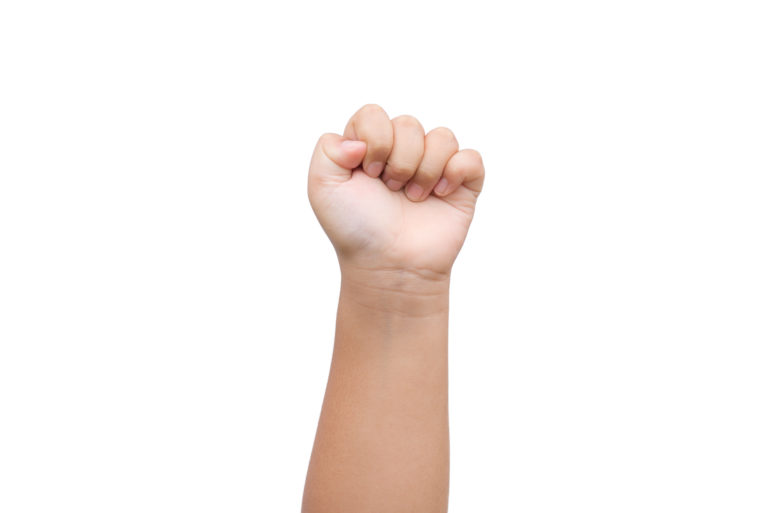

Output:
xmin=303 ymin=268 xmax=450 ymax=512
xmin=303 ymin=104 xmax=484 ymax=513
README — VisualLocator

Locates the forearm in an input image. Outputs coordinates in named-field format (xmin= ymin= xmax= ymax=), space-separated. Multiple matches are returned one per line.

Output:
xmin=302 ymin=267 xmax=451 ymax=513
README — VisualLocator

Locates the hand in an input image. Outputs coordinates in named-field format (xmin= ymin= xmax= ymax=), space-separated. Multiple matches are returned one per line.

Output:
xmin=308 ymin=104 xmax=484 ymax=279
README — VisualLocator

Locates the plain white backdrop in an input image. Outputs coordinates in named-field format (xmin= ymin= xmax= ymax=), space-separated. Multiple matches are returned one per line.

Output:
xmin=1 ymin=1 xmax=766 ymax=511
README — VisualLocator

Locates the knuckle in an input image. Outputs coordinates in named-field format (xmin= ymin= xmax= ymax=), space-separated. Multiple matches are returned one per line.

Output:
xmin=358 ymin=103 xmax=385 ymax=117
xmin=318 ymin=132 xmax=336 ymax=143
xmin=430 ymin=126 xmax=457 ymax=143
xmin=463 ymin=148 xmax=484 ymax=167
xmin=316 ymin=132 xmax=339 ymax=152
xmin=429 ymin=126 xmax=459 ymax=148
xmin=392 ymin=114 xmax=423 ymax=132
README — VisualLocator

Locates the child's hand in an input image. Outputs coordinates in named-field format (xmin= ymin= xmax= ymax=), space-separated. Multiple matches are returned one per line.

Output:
xmin=308 ymin=104 xmax=484 ymax=280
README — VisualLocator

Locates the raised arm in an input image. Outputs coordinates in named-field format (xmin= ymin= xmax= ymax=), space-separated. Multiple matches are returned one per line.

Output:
xmin=303 ymin=104 xmax=484 ymax=513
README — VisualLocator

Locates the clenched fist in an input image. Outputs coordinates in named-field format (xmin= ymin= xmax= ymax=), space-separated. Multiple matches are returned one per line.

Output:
xmin=308 ymin=104 xmax=484 ymax=279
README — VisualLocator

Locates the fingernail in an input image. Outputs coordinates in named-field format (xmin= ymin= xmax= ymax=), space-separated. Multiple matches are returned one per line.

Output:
xmin=366 ymin=161 xmax=384 ymax=177
xmin=341 ymin=140 xmax=366 ymax=152
xmin=434 ymin=178 xmax=449 ymax=195
xmin=386 ymin=179 xmax=403 ymax=191
xmin=406 ymin=182 xmax=423 ymax=200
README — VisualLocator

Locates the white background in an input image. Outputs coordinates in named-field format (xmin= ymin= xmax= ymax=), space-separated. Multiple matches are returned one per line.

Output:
xmin=1 ymin=1 xmax=766 ymax=511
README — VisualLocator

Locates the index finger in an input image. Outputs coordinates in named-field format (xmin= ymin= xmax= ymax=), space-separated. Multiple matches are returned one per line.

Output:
xmin=343 ymin=104 xmax=394 ymax=178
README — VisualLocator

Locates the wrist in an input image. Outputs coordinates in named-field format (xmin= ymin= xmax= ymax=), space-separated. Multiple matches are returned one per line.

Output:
xmin=338 ymin=263 xmax=450 ymax=318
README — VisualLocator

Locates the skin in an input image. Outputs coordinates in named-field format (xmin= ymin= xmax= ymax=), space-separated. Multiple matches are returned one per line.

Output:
xmin=303 ymin=104 xmax=485 ymax=513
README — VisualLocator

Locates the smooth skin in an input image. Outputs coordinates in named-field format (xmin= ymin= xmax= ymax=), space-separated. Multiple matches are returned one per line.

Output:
xmin=303 ymin=104 xmax=484 ymax=513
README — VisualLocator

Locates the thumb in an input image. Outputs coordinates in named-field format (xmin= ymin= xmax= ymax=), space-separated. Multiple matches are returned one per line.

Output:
xmin=308 ymin=133 xmax=367 ymax=186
